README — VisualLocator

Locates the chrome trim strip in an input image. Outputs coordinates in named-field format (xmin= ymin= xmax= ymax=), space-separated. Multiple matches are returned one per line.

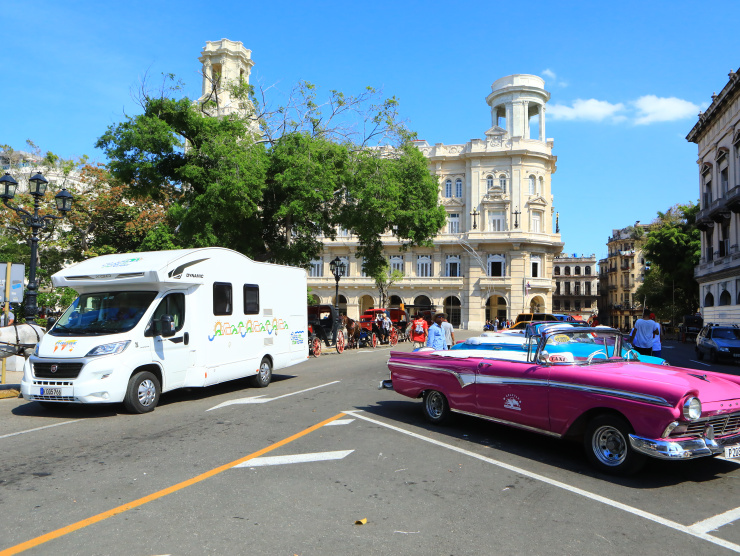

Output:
xmin=451 ymin=408 xmax=561 ymax=438
xmin=548 ymin=381 xmax=672 ymax=407
xmin=476 ymin=376 xmax=546 ymax=386
xmin=391 ymin=362 xmax=475 ymax=388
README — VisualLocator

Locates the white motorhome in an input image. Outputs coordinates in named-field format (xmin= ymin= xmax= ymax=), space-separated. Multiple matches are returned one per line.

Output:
xmin=21 ymin=248 xmax=308 ymax=413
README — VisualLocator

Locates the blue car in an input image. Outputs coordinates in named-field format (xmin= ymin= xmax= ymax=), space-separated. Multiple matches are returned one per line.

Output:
xmin=696 ymin=324 xmax=740 ymax=362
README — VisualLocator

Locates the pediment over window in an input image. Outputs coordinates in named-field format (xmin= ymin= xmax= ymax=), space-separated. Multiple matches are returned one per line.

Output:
xmin=701 ymin=161 xmax=713 ymax=175
xmin=441 ymin=197 xmax=465 ymax=207
xmin=484 ymin=125 xmax=507 ymax=137
xmin=526 ymin=195 xmax=548 ymax=207
xmin=716 ymin=147 xmax=729 ymax=161
xmin=482 ymin=192 xmax=510 ymax=205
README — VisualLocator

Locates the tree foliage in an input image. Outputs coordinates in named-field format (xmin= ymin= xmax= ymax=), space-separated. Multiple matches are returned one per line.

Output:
xmin=96 ymin=75 xmax=446 ymax=272
xmin=635 ymin=203 xmax=700 ymax=322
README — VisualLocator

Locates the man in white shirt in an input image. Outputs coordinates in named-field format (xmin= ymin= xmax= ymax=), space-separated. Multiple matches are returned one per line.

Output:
xmin=441 ymin=315 xmax=455 ymax=350
xmin=629 ymin=309 xmax=657 ymax=356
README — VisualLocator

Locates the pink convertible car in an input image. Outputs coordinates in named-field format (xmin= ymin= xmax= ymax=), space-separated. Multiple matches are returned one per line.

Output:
xmin=382 ymin=327 xmax=740 ymax=475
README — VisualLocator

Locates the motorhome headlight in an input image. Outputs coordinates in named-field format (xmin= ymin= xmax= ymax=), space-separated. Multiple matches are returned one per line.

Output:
xmin=86 ymin=341 xmax=131 ymax=357
xmin=33 ymin=343 xmax=39 ymax=356
xmin=682 ymin=397 xmax=702 ymax=421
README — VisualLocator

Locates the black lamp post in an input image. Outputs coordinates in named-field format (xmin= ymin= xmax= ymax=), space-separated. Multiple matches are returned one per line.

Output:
xmin=470 ymin=209 xmax=479 ymax=230
xmin=0 ymin=172 xmax=73 ymax=323
xmin=513 ymin=207 xmax=520 ymax=229
xmin=328 ymin=256 xmax=346 ymax=343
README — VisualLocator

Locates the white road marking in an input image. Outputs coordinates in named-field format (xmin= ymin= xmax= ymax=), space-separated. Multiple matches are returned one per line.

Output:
xmin=326 ymin=418 xmax=355 ymax=426
xmin=207 ymin=381 xmax=340 ymax=411
xmin=689 ymin=360 xmax=712 ymax=366
xmin=235 ymin=450 xmax=354 ymax=467
xmin=343 ymin=410 xmax=740 ymax=553
xmin=0 ymin=419 xmax=83 ymax=440
xmin=690 ymin=505 xmax=740 ymax=533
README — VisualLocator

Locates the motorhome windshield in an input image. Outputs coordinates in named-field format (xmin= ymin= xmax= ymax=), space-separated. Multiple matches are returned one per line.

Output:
xmin=50 ymin=291 xmax=157 ymax=336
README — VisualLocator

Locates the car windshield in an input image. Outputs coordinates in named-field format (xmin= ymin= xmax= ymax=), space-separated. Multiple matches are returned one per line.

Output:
xmin=50 ymin=291 xmax=157 ymax=336
xmin=713 ymin=328 xmax=740 ymax=340
xmin=538 ymin=329 xmax=624 ymax=365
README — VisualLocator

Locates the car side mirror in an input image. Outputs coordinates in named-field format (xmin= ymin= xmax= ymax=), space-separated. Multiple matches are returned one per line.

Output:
xmin=538 ymin=350 xmax=550 ymax=364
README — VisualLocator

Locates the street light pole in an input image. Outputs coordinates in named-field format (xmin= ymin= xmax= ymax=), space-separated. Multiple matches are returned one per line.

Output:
xmin=0 ymin=172 xmax=73 ymax=323
xmin=328 ymin=256 xmax=346 ymax=344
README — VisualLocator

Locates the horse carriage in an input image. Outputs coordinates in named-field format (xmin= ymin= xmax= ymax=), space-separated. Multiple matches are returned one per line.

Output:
xmin=307 ymin=304 xmax=347 ymax=357
xmin=345 ymin=308 xmax=406 ymax=349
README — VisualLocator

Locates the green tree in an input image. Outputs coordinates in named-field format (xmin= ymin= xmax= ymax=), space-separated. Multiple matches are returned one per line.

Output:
xmin=635 ymin=203 xmax=700 ymax=323
xmin=96 ymin=75 xmax=446 ymax=272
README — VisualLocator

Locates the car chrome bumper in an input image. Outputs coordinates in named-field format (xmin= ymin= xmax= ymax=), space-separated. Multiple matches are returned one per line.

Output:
xmin=629 ymin=432 xmax=740 ymax=460
xmin=378 ymin=379 xmax=393 ymax=390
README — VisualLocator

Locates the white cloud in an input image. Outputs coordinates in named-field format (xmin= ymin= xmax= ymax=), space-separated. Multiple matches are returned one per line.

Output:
xmin=541 ymin=69 xmax=567 ymax=88
xmin=548 ymin=98 xmax=626 ymax=122
xmin=632 ymin=95 xmax=701 ymax=125
xmin=542 ymin=68 xmax=557 ymax=80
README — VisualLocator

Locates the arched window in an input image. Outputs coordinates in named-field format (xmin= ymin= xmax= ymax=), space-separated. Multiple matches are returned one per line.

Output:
xmin=720 ymin=290 xmax=732 ymax=306
xmin=705 ymin=292 xmax=715 ymax=307
xmin=554 ymin=266 xmax=560 ymax=275
xmin=499 ymin=175 xmax=507 ymax=192
xmin=486 ymin=175 xmax=494 ymax=190
xmin=528 ymin=175 xmax=536 ymax=195
xmin=575 ymin=266 xmax=581 ymax=275
xmin=564 ymin=266 xmax=571 ymax=275
xmin=455 ymin=178 xmax=463 ymax=197
xmin=446 ymin=255 xmax=461 ymax=277
xmin=445 ymin=179 xmax=452 ymax=198
xmin=585 ymin=266 xmax=591 ymax=276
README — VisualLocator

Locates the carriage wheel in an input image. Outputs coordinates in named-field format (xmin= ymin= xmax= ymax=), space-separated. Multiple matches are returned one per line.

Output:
xmin=389 ymin=327 xmax=398 ymax=347
xmin=312 ymin=337 xmax=322 ymax=357
xmin=336 ymin=330 xmax=345 ymax=354
xmin=372 ymin=333 xmax=378 ymax=348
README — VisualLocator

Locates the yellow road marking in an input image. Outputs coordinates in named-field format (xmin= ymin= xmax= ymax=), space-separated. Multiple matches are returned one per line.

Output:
xmin=0 ymin=412 xmax=346 ymax=555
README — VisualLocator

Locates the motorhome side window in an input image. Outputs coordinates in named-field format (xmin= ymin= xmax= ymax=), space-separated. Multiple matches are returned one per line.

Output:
xmin=150 ymin=293 xmax=185 ymax=332
xmin=213 ymin=282 xmax=233 ymax=315
xmin=243 ymin=284 xmax=259 ymax=315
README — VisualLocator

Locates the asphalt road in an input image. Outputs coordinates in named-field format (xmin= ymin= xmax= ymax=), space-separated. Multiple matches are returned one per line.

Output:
xmin=0 ymin=334 xmax=739 ymax=555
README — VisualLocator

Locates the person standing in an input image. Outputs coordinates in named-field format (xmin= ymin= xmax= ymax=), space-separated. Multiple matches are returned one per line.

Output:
xmin=650 ymin=313 xmax=662 ymax=358
xmin=494 ymin=317 xmax=499 ymax=332
xmin=382 ymin=314 xmax=393 ymax=344
xmin=441 ymin=315 xmax=455 ymax=350
xmin=426 ymin=313 xmax=448 ymax=350
xmin=408 ymin=313 xmax=428 ymax=349
xmin=629 ymin=309 xmax=657 ymax=356
xmin=0 ymin=306 xmax=14 ymax=327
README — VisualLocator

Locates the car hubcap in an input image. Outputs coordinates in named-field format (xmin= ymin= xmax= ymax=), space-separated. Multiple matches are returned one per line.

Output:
xmin=138 ymin=379 xmax=156 ymax=407
xmin=592 ymin=425 xmax=627 ymax=466
xmin=260 ymin=362 xmax=270 ymax=381
xmin=426 ymin=392 xmax=443 ymax=418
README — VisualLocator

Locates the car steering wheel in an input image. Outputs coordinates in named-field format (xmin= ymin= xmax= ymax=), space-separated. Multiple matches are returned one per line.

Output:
xmin=587 ymin=350 xmax=608 ymax=364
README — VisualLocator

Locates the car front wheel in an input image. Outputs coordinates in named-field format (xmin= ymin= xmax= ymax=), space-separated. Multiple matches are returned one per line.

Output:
xmin=584 ymin=414 xmax=645 ymax=475
xmin=123 ymin=371 xmax=161 ymax=414
xmin=423 ymin=390 xmax=450 ymax=425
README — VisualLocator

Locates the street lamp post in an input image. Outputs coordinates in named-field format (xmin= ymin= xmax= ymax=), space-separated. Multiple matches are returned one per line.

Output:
xmin=0 ymin=172 xmax=73 ymax=323
xmin=513 ymin=207 xmax=520 ymax=229
xmin=328 ymin=256 xmax=346 ymax=342
xmin=469 ymin=209 xmax=479 ymax=230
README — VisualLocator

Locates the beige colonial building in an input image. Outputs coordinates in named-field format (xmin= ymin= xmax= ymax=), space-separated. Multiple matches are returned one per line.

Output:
xmin=194 ymin=41 xmax=564 ymax=329
xmin=598 ymin=223 xmax=650 ymax=330
xmin=552 ymin=254 xmax=599 ymax=321
xmin=688 ymin=68 xmax=740 ymax=324
xmin=308 ymin=75 xmax=563 ymax=329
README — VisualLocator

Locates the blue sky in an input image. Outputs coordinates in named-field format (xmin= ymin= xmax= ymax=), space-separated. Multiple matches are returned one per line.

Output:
xmin=3 ymin=0 xmax=737 ymax=261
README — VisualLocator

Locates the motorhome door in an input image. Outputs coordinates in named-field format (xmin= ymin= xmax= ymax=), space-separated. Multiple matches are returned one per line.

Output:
xmin=149 ymin=292 xmax=192 ymax=389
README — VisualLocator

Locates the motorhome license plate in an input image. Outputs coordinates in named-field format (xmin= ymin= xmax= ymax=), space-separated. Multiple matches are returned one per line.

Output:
xmin=41 ymin=388 xmax=62 ymax=396
xmin=725 ymin=445 xmax=740 ymax=459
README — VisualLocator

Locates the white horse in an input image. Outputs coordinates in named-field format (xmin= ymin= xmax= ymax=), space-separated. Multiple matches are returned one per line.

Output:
xmin=0 ymin=324 xmax=45 ymax=358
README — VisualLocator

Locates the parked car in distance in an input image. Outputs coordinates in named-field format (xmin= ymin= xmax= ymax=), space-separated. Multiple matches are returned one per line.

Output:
xmin=514 ymin=312 xmax=558 ymax=324
xmin=383 ymin=326 xmax=740 ymax=475
xmin=696 ymin=324 xmax=740 ymax=362
xmin=680 ymin=314 xmax=704 ymax=341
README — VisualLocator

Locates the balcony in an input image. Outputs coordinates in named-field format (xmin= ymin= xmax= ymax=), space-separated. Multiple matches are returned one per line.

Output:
xmin=726 ymin=185 xmax=740 ymax=213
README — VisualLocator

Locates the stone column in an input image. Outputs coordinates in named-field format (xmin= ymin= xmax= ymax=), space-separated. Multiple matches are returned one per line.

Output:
xmin=523 ymin=101 xmax=530 ymax=139
xmin=539 ymin=105 xmax=546 ymax=141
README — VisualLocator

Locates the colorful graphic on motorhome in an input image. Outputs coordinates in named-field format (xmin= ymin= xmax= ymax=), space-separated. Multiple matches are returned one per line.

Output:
xmin=208 ymin=318 xmax=289 ymax=341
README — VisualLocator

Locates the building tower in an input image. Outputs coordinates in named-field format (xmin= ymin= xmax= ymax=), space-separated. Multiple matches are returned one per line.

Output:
xmin=198 ymin=39 xmax=255 ymax=118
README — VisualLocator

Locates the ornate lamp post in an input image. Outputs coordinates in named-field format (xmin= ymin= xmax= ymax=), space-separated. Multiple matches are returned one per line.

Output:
xmin=513 ymin=207 xmax=521 ymax=229
xmin=0 ymin=172 xmax=73 ymax=323
xmin=328 ymin=256 xmax=346 ymax=343
xmin=469 ymin=209 xmax=479 ymax=230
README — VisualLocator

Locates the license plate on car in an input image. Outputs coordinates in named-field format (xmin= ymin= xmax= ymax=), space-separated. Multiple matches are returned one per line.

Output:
xmin=733 ymin=354 xmax=740 ymax=358
xmin=724 ymin=445 xmax=740 ymax=459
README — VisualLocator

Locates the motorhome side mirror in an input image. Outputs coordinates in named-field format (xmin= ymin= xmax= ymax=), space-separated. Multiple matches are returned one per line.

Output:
xmin=46 ymin=317 xmax=56 ymax=332
xmin=159 ymin=315 xmax=176 ymax=338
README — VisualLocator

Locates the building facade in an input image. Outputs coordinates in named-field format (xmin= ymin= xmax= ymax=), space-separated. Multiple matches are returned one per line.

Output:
xmin=552 ymin=254 xmax=599 ymax=321
xmin=194 ymin=42 xmax=564 ymax=329
xmin=599 ymin=223 xmax=650 ymax=330
xmin=307 ymin=75 xmax=563 ymax=329
xmin=687 ymin=68 xmax=740 ymax=325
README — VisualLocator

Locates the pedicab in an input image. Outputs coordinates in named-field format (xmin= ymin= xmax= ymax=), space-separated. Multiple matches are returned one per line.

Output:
xmin=307 ymin=304 xmax=346 ymax=357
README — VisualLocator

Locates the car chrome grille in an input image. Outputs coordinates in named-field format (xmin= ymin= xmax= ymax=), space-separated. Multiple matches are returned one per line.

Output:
xmin=33 ymin=362 xmax=83 ymax=379
xmin=685 ymin=411 xmax=740 ymax=437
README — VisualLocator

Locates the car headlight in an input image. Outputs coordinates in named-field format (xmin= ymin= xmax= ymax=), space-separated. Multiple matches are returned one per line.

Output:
xmin=85 ymin=341 xmax=130 ymax=357
xmin=683 ymin=397 xmax=702 ymax=421
xmin=718 ymin=346 xmax=730 ymax=352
